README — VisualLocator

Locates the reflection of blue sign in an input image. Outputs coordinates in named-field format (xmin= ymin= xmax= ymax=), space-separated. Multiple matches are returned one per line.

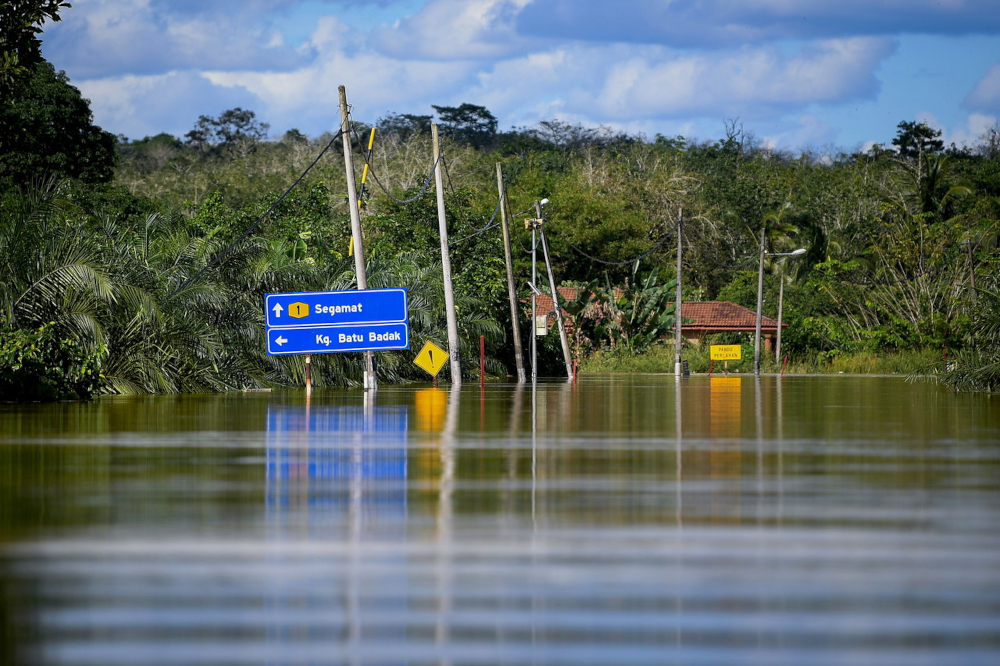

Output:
xmin=267 ymin=323 xmax=409 ymax=355
xmin=266 ymin=405 xmax=408 ymax=523
xmin=265 ymin=288 xmax=407 ymax=328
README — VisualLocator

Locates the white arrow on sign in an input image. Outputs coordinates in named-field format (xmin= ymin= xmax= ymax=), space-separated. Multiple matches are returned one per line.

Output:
xmin=272 ymin=303 xmax=284 ymax=318
xmin=275 ymin=336 xmax=288 ymax=346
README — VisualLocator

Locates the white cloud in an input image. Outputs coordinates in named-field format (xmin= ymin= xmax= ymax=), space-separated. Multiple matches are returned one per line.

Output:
xmin=370 ymin=0 xmax=536 ymax=60
xmin=916 ymin=111 xmax=998 ymax=148
xmin=964 ymin=63 xmax=1000 ymax=112
xmin=517 ymin=0 xmax=1000 ymax=47
xmin=586 ymin=37 xmax=895 ymax=120
xmin=75 ymin=71 xmax=262 ymax=139
xmin=43 ymin=0 xmax=306 ymax=78
xmin=761 ymin=114 xmax=839 ymax=151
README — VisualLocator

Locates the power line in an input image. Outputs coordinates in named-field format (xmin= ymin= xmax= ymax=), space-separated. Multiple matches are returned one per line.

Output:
xmin=544 ymin=216 xmax=683 ymax=266
xmin=364 ymin=154 xmax=441 ymax=205
xmin=166 ymin=129 xmax=344 ymax=300
xmin=448 ymin=194 xmax=504 ymax=246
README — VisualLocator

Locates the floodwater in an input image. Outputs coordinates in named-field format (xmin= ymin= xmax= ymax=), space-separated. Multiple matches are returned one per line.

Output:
xmin=1 ymin=374 xmax=999 ymax=665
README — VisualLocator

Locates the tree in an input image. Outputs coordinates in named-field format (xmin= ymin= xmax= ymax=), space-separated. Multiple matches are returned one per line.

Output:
xmin=0 ymin=0 xmax=70 ymax=92
xmin=892 ymin=121 xmax=943 ymax=161
xmin=432 ymin=103 xmax=497 ymax=148
xmin=0 ymin=60 xmax=117 ymax=186
xmin=377 ymin=113 xmax=433 ymax=140
xmin=184 ymin=108 xmax=270 ymax=156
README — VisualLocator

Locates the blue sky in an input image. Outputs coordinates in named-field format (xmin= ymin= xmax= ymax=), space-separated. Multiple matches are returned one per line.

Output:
xmin=40 ymin=0 xmax=1000 ymax=152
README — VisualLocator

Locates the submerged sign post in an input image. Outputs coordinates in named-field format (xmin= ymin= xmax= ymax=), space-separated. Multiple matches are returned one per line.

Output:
xmin=265 ymin=288 xmax=409 ymax=355
xmin=709 ymin=344 xmax=742 ymax=376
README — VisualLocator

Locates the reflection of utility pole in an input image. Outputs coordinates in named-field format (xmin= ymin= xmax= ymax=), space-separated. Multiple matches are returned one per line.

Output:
xmin=432 ymin=124 xmax=462 ymax=384
xmin=537 ymin=200 xmax=573 ymax=379
xmin=497 ymin=164 xmax=526 ymax=383
xmin=338 ymin=85 xmax=376 ymax=391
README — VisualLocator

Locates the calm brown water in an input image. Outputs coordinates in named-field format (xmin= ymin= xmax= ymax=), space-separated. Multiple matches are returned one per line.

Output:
xmin=1 ymin=374 xmax=999 ymax=665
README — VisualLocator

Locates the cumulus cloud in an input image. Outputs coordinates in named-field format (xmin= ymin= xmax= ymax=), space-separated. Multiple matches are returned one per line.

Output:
xmin=43 ymin=0 xmax=311 ymax=78
xmin=370 ymin=0 xmax=536 ymax=60
xmin=37 ymin=0 xmax=997 ymax=150
xmin=585 ymin=37 xmax=895 ymax=120
xmin=75 ymin=71 xmax=263 ymax=140
xmin=517 ymin=0 xmax=1000 ymax=48
xmin=916 ymin=111 xmax=998 ymax=148
xmin=964 ymin=63 xmax=1000 ymax=112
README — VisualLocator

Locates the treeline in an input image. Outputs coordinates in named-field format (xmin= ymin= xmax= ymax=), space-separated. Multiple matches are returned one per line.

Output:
xmin=2 ymin=3 xmax=999 ymax=398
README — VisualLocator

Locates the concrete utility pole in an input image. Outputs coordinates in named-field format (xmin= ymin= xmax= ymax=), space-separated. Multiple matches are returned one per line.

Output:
xmin=537 ymin=200 xmax=573 ymax=379
xmin=432 ymin=124 xmax=462 ymax=384
xmin=497 ymin=164 xmax=526 ymax=383
xmin=339 ymin=85 xmax=377 ymax=391
xmin=530 ymin=217 xmax=539 ymax=384
xmin=674 ymin=208 xmax=684 ymax=377
xmin=753 ymin=222 xmax=767 ymax=377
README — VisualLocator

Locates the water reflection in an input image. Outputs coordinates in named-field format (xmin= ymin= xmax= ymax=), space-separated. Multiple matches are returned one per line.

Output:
xmin=0 ymin=376 xmax=998 ymax=665
xmin=264 ymin=401 xmax=409 ymax=537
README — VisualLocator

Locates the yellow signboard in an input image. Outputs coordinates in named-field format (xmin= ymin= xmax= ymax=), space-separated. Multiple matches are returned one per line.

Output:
xmin=414 ymin=341 xmax=449 ymax=377
xmin=710 ymin=344 xmax=742 ymax=361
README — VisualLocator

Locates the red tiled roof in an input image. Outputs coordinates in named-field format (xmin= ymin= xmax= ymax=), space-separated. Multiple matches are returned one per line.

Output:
xmin=531 ymin=288 xmax=783 ymax=332
xmin=681 ymin=301 xmax=783 ymax=332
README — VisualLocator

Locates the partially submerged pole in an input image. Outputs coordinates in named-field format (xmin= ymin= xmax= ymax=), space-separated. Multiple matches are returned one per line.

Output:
xmin=497 ymin=164 xmax=526 ymax=383
xmin=674 ymin=208 xmax=684 ymax=377
xmin=432 ymin=123 xmax=462 ymax=384
xmin=338 ymin=85 xmax=377 ymax=391
xmin=537 ymin=201 xmax=572 ymax=379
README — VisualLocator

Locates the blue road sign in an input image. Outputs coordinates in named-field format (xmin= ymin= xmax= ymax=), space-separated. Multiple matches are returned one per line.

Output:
xmin=267 ymin=323 xmax=409 ymax=355
xmin=265 ymin=288 xmax=407 ymax=329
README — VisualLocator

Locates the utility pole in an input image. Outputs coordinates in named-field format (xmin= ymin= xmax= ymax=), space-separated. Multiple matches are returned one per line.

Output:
xmin=497 ymin=164 xmax=526 ymax=383
xmin=753 ymin=222 xmax=767 ymax=376
xmin=432 ymin=123 xmax=462 ymax=384
xmin=674 ymin=208 xmax=684 ymax=377
xmin=537 ymin=201 xmax=573 ymax=379
xmin=339 ymin=85 xmax=377 ymax=391
xmin=530 ymin=216 xmax=539 ymax=384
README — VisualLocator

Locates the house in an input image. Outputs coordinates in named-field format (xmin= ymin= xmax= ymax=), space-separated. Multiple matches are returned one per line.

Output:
xmin=532 ymin=288 xmax=786 ymax=352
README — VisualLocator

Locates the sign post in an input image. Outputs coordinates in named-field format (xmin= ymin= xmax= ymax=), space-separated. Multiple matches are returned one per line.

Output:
xmin=265 ymin=289 xmax=409 ymax=367
xmin=710 ymin=344 xmax=742 ymax=376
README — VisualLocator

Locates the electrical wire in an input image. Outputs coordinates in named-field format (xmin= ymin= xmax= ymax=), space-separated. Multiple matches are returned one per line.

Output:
xmin=165 ymin=129 xmax=343 ymax=300
xmin=543 ymin=215 xmax=683 ymax=266
xmin=448 ymin=194 xmax=504 ymax=246
xmin=364 ymin=154 xmax=441 ymax=205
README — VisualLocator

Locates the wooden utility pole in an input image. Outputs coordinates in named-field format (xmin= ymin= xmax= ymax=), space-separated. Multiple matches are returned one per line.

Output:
xmin=497 ymin=164 xmax=526 ymax=383
xmin=537 ymin=201 xmax=572 ymax=378
xmin=338 ymin=85 xmax=377 ymax=391
xmin=674 ymin=208 xmax=684 ymax=376
xmin=432 ymin=124 xmax=462 ymax=384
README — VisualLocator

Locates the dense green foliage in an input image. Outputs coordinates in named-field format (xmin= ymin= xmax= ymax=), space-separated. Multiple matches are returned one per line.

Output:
xmin=0 ymin=323 xmax=102 ymax=401
xmin=3 ymin=9 xmax=999 ymax=398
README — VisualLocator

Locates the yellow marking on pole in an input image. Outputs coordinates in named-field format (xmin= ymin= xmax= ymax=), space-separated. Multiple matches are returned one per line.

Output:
xmin=348 ymin=235 xmax=354 ymax=257
xmin=361 ymin=163 xmax=369 ymax=184
xmin=414 ymin=341 xmax=449 ymax=377
xmin=367 ymin=128 xmax=376 ymax=151
xmin=710 ymin=344 xmax=742 ymax=361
